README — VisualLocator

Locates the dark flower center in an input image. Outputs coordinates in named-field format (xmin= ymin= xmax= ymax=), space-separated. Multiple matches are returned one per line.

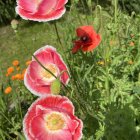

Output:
xmin=80 ymin=36 xmax=89 ymax=42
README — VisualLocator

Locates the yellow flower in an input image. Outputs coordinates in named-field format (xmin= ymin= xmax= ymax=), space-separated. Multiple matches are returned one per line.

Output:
xmin=7 ymin=67 xmax=14 ymax=75
xmin=13 ymin=60 xmax=19 ymax=66
xmin=4 ymin=87 xmax=12 ymax=94
xmin=97 ymin=61 xmax=105 ymax=65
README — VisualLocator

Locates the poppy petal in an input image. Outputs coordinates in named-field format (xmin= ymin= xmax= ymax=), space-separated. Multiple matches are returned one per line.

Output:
xmin=24 ymin=72 xmax=51 ymax=96
xmin=56 ymin=0 xmax=68 ymax=9
xmin=16 ymin=6 xmax=66 ymax=22
xmin=17 ymin=0 xmax=39 ymax=13
xmin=37 ymin=0 xmax=57 ymax=15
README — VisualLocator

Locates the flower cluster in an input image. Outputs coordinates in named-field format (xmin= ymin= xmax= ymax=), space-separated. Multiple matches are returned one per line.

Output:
xmin=23 ymin=46 xmax=83 ymax=140
xmin=15 ymin=0 xmax=102 ymax=139
xmin=5 ymin=60 xmax=30 ymax=81
xmin=4 ymin=60 xmax=31 ymax=94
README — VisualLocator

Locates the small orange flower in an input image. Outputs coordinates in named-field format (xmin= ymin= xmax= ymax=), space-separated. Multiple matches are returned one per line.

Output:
xmin=13 ymin=60 xmax=19 ymax=66
xmin=14 ymin=74 xmax=22 ymax=80
xmin=7 ymin=67 xmax=14 ymax=75
xmin=129 ymin=42 xmax=134 ymax=46
xmin=26 ymin=60 xmax=31 ymax=66
xmin=21 ymin=74 xmax=24 ymax=80
xmin=4 ymin=86 xmax=12 ymax=94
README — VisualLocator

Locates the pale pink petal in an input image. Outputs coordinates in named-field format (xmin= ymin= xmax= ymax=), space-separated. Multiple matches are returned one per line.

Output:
xmin=16 ymin=6 xmax=66 ymax=22
xmin=37 ymin=0 xmax=57 ymax=15
xmin=24 ymin=72 xmax=51 ymax=96
xmin=56 ymin=0 xmax=68 ymax=9
xmin=52 ymin=130 xmax=72 ymax=140
xmin=33 ymin=45 xmax=56 ymax=57
xmin=73 ymin=118 xmax=83 ymax=140
xmin=53 ymin=52 xmax=69 ymax=84
xmin=34 ymin=49 xmax=54 ymax=64
xmin=28 ymin=61 xmax=42 ymax=81
xmin=29 ymin=115 xmax=49 ymax=139
xmin=37 ymin=95 xmax=74 ymax=114
xmin=17 ymin=0 xmax=39 ymax=13
xmin=35 ymin=105 xmax=53 ymax=115
xmin=64 ymin=115 xmax=79 ymax=135
xmin=30 ymin=115 xmax=73 ymax=140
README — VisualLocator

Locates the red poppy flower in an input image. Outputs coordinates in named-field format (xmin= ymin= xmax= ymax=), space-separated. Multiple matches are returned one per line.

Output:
xmin=23 ymin=95 xmax=83 ymax=140
xmin=16 ymin=0 xmax=68 ymax=22
xmin=72 ymin=26 xmax=101 ymax=53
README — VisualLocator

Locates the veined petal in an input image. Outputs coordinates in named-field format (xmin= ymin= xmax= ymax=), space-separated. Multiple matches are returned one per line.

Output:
xmin=37 ymin=0 xmax=57 ymax=15
xmin=17 ymin=0 xmax=40 ymax=13
xmin=55 ymin=0 xmax=68 ymax=9
xmin=24 ymin=72 xmax=51 ymax=96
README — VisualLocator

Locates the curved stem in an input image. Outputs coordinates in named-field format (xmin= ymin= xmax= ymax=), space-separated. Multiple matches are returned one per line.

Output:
xmin=53 ymin=22 xmax=62 ymax=46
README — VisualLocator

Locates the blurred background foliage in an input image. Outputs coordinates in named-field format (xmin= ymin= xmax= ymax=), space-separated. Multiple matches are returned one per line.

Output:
xmin=0 ymin=0 xmax=16 ymax=25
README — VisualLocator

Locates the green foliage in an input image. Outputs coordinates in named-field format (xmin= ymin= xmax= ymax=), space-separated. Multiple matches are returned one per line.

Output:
xmin=119 ymin=0 xmax=140 ymax=14
xmin=0 ymin=0 xmax=16 ymax=25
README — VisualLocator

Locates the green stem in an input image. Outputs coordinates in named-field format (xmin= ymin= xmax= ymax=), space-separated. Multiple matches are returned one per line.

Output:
xmin=53 ymin=22 xmax=62 ymax=46
xmin=96 ymin=5 xmax=102 ymax=33
xmin=0 ymin=111 xmax=14 ymax=128
xmin=114 ymin=0 xmax=118 ymax=23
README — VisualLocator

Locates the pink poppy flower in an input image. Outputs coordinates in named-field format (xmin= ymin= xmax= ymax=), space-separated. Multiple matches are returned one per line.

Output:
xmin=23 ymin=95 xmax=83 ymax=140
xmin=24 ymin=45 xmax=69 ymax=96
xmin=16 ymin=0 xmax=68 ymax=22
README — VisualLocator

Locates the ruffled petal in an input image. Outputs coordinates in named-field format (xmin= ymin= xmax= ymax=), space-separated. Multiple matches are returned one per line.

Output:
xmin=16 ymin=6 xmax=66 ymax=22
xmin=56 ymin=0 xmax=68 ymax=9
xmin=52 ymin=52 xmax=69 ymax=84
xmin=29 ymin=115 xmax=49 ymax=139
xmin=72 ymin=41 xmax=82 ymax=53
xmin=28 ymin=61 xmax=42 ymax=81
xmin=17 ymin=0 xmax=40 ymax=13
xmin=73 ymin=117 xmax=83 ymax=140
xmin=34 ymin=95 xmax=74 ymax=114
xmin=76 ymin=26 xmax=95 ymax=37
xmin=24 ymin=72 xmax=51 ymax=96
xmin=37 ymin=0 xmax=57 ymax=15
